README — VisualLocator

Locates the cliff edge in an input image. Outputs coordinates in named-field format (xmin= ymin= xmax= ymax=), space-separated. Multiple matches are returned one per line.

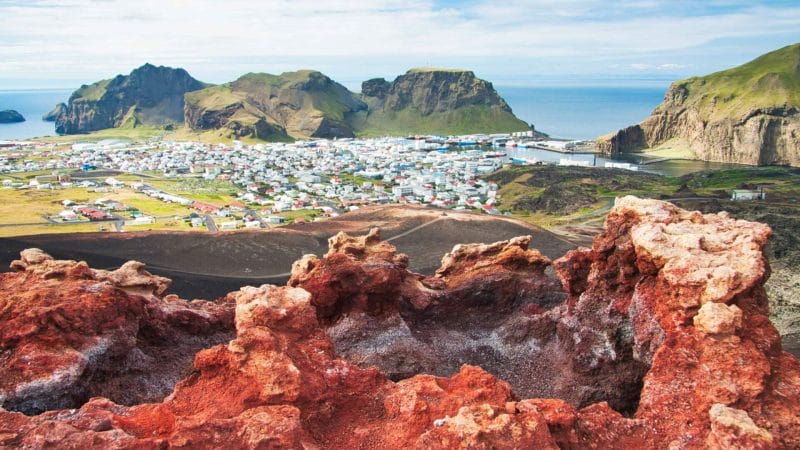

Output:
xmin=357 ymin=68 xmax=530 ymax=136
xmin=54 ymin=63 xmax=206 ymax=134
xmin=184 ymin=70 xmax=365 ymax=140
xmin=597 ymin=43 xmax=800 ymax=166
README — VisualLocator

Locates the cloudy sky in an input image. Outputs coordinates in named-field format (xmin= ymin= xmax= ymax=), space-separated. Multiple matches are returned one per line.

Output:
xmin=1 ymin=0 xmax=798 ymax=89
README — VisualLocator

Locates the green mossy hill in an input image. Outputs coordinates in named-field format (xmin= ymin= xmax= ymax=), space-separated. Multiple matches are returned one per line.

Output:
xmin=55 ymin=63 xmax=206 ymax=135
xmin=184 ymin=70 xmax=366 ymax=140
xmin=358 ymin=69 xmax=530 ymax=136
xmin=598 ymin=44 xmax=800 ymax=166
xmin=0 ymin=110 xmax=25 ymax=123
xmin=677 ymin=43 xmax=800 ymax=121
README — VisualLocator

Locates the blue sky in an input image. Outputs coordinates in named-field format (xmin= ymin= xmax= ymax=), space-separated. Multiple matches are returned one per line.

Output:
xmin=0 ymin=0 xmax=798 ymax=89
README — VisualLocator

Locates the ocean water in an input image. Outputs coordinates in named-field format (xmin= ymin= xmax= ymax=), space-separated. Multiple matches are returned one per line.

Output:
xmin=0 ymin=89 xmax=71 ymax=140
xmin=0 ymin=85 xmax=667 ymax=141
xmin=496 ymin=85 xmax=667 ymax=140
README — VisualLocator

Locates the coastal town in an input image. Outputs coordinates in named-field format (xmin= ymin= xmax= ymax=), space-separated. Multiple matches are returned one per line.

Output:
xmin=0 ymin=133 xmax=609 ymax=233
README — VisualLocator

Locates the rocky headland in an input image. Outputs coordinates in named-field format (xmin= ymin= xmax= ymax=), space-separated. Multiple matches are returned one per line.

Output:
xmin=356 ymin=68 xmax=529 ymax=136
xmin=597 ymin=43 xmax=800 ymax=166
xmin=51 ymin=65 xmax=530 ymax=139
xmin=41 ymin=103 xmax=66 ymax=122
xmin=0 ymin=197 xmax=797 ymax=448
xmin=0 ymin=110 xmax=25 ymax=124
xmin=53 ymin=63 xmax=206 ymax=134
xmin=184 ymin=71 xmax=366 ymax=140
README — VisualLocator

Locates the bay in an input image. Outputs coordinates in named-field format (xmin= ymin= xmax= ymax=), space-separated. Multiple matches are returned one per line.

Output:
xmin=0 ymin=89 xmax=71 ymax=140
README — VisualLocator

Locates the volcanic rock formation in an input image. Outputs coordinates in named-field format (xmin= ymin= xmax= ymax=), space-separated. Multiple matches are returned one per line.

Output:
xmin=54 ymin=63 xmax=205 ymax=134
xmin=184 ymin=71 xmax=365 ymax=140
xmin=0 ymin=197 xmax=797 ymax=448
xmin=359 ymin=68 xmax=530 ymax=135
xmin=597 ymin=43 xmax=800 ymax=166
xmin=42 ymin=103 xmax=66 ymax=122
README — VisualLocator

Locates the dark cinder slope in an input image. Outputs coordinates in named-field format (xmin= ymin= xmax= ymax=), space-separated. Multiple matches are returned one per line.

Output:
xmin=0 ymin=206 xmax=577 ymax=300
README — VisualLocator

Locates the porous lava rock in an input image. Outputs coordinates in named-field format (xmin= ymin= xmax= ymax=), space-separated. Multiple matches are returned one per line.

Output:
xmin=0 ymin=197 xmax=797 ymax=449
xmin=0 ymin=249 xmax=234 ymax=415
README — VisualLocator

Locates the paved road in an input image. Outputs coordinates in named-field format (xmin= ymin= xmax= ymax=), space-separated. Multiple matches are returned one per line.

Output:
xmin=245 ymin=209 xmax=268 ymax=228
xmin=204 ymin=214 xmax=218 ymax=233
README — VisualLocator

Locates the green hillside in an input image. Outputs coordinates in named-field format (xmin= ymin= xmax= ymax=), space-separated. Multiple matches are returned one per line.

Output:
xmin=676 ymin=43 xmax=800 ymax=120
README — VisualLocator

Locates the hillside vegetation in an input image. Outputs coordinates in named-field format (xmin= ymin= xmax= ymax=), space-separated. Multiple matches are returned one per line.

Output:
xmin=597 ymin=43 xmax=800 ymax=166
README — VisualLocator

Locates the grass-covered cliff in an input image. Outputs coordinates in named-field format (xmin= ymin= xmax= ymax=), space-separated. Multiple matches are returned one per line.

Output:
xmin=598 ymin=43 xmax=800 ymax=166
xmin=184 ymin=70 xmax=366 ymax=141
xmin=54 ymin=66 xmax=531 ymax=140
xmin=354 ymin=69 xmax=530 ymax=136
xmin=53 ymin=64 xmax=206 ymax=134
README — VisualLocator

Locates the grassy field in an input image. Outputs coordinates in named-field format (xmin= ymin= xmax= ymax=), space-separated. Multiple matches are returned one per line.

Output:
xmin=0 ymin=187 xmax=93 ymax=224
xmin=33 ymin=126 xmax=165 ymax=143
xmin=122 ymin=217 xmax=198 ymax=232
xmin=100 ymin=191 xmax=194 ymax=217
xmin=146 ymin=178 xmax=239 ymax=206
xmin=279 ymin=209 xmax=323 ymax=223
xmin=0 ymin=222 xmax=109 ymax=238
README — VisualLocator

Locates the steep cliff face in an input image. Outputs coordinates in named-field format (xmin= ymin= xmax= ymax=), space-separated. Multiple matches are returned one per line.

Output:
xmin=1 ymin=198 xmax=797 ymax=448
xmin=358 ymin=68 xmax=530 ymax=135
xmin=41 ymin=103 xmax=66 ymax=122
xmin=598 ymin=43 xmax=800 ymax=166
xmin=54 ymin=63 xmax=205 ymax=134
xmin=184 ymin=71 xmax=366 ymax=140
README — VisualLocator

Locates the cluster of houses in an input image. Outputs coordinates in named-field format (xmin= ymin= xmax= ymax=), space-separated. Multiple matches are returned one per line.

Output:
xmin=0 ymin=135 xmax=771 ymax=233
xmin=2 ymin=137 xmax=512 ymax=218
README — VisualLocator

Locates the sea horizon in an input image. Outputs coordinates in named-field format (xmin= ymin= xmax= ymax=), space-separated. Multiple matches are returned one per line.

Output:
xmin=0 ymin=83 xmax=668 ymax=141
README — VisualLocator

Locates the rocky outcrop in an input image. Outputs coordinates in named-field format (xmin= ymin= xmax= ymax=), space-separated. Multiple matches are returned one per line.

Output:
xmin=0 ymin=249 xmax=234 ymax=415
xmin=1 ymin=198 xmax=797 ymax=448
xmin=359 ymin=69 xmax=530 ymax=135
xmin=41 ymin=103 xmax=66 ymax=122
xmin=598 ymin=43 xmax=800 ymax=166
xmin=361 ymin=77 xmax=391 ymax=98
xmin=0 ymin=110 xmax=25 ymax=123
xmin=55 ymin=63 xmax=205 ymax=134
xmin=184 ymin=71 xmax=366 ymax=140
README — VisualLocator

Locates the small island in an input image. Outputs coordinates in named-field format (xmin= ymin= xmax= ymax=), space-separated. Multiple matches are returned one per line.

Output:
xmin=0 ymin=110 xmax=25 ymax=123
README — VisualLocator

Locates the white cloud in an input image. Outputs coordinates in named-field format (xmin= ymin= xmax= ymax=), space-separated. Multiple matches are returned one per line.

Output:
xmin=0 ymin=0 xmax=797 ymax=85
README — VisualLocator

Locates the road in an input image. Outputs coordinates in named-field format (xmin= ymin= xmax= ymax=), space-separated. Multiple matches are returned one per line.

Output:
xmin=385 ymin=215 xmax=447 ymax=242
xmin=204 ymin=214 xmax=218 ymax=233
xmin=245 ymin=209 xmax=268 ymax=228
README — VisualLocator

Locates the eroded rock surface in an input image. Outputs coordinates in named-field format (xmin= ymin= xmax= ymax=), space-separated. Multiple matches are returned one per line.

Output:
xmin=0 ymin=249 xmax=234 ymax=415
xmin=0 ymin=197 xmax=797 ymax=448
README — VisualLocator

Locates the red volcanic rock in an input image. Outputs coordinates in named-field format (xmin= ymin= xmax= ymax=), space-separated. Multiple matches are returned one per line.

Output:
xmin=0 ymin=197 xmax=798 ymax=449
xmin=0 ymin=249 xmax=234 ymax=415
